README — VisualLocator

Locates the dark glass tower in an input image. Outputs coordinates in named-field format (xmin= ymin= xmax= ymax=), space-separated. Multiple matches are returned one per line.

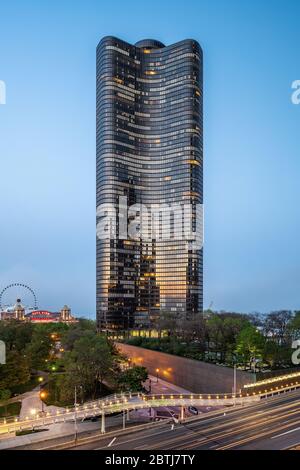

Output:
xmin=96 ymin=37 xmax=203 ymax=330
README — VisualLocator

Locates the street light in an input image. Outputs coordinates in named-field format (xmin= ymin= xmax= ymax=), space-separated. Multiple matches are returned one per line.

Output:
xmin=74 ymin=385 xmax=82 ymax=445
xmin=39 ymin=390 xmax=47 ymax=414
xmin=232 ymin=353 xmax=237 ymax=406
xmin=156 ymin=368 xmax=159 ymax=383
xmin=74 ymin=386 xmax=78 ymax=444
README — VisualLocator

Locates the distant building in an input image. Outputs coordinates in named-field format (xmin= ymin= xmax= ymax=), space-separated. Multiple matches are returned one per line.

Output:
xmin=0 ymin=300 xmax=78 ymax=323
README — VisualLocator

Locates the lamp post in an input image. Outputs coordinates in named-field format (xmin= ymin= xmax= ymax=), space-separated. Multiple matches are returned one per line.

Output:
xmin=39 ymin=390 xmax=47 ymax=415
xmin=30 ymin=408 xmax=37 ymax=426
xmin=38 ymin=377 xmax=46 ymax=415
xmin=232 ymin=354 xmax=237 ymax=406
xmin=74 ymin=385 xmax=78 ymax=444
xmin=74 ymin=385 xmax=82 ymax=444
xmin=156 ymin=368 xmax=159 ymax=383
xmin=233 ymin=363 xmax=237 ymax=405
xmin=123 ymin=409 xmax=126 ymax=430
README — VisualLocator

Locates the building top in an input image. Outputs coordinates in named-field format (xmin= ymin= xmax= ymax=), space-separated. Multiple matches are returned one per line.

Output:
xmin=134 ymin=39 xmax=165 ymax=49
xmin=14 ymin=299 xmax=24 ymax=311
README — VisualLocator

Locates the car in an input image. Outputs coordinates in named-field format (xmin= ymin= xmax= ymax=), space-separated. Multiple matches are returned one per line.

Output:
xmin=91 ymin=416 xmax=100 ymax=422
xmin=188 ymin=406 xmax=199 ymax=415
xmin=81 ymin=416 xmax=94 ymax=422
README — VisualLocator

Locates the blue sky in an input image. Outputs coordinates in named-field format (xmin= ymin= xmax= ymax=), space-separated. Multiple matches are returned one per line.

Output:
xmin=0 ymin=0 xmax=299 ymax=316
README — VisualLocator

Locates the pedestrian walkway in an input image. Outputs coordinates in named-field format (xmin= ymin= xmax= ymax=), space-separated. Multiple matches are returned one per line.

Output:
xmin=145 ymin=375 xmax=192 ymax=395
xmin=0 ymin=412 xmax=148 ymax=449
xmin=19 ymin=390 xmax=64 ymax=420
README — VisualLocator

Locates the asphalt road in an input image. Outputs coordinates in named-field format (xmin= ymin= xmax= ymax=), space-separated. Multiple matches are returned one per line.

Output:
xmin=68 ymin=389 xmax=300 ymax=450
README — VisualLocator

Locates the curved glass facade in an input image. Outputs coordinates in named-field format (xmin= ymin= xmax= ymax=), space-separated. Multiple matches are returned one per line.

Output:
xmin=96 ymin=37 xmax=203 ymax=330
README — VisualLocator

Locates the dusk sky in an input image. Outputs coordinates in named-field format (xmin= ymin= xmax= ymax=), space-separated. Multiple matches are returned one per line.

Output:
xmin=0 ymin=0 xmax=299 ymax=316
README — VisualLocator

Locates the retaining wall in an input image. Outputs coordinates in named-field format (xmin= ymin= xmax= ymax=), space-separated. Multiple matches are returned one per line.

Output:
xmin=116 ymin=343 xmax=255 ymax=394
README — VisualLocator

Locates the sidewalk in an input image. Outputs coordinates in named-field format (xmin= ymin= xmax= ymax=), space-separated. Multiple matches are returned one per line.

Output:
xmin=145 ymin=375 xmax=192 ymax=395
xmin=0 ymin=412 xmax=148 ymax=450
xmin=19 ymin=390 xmax=64 ymax=420
xmin=0 ymin=420 xmax=103 ymax=450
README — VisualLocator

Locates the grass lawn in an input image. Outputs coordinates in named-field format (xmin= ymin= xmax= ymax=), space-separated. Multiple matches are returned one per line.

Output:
xmin=0 ymin=401 xmax=21 ymax=418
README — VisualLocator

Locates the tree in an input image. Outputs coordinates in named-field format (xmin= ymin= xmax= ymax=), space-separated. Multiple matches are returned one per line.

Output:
xmin=263 ymin=341 xmax=282 ymax=368
xmin=0 ymin=389 xmax=11 ymax=415
xmin=288 ymin=311 xmax=300 ymax=340
xmin=236 ymin=325 xmax=265 ymax=369
xmin=222 ymin=316 xmax=250 ymax=361
xmin=264 ymin=311 xmax=293 ymax=345
xmin=156 ymin=311 xmax=178 ymax=337
xmin=0 ymin=322 xmax=34 ymax=392
xmin=61 ymin=319 xmax=96 ymax=351
xmin=0 ymin=350 xmax=30 ymax=389
xmin=0 ymin=321 xmax=34 ymax=352
xmin=248 ymin=312 xmax=266 ymax=329
xmin=206 ymin=314 xmax=249 ymax=362
xmin=206 ymin=314 xmax=224 ymax=357
xmin=25 ymin=329 xmax=53 ymax=370
xmin=61 ymin=334 xmax=116 ymax=400
xmin=178 ymin=313 xmax=207 ymax=347
xmin=118 ymin=366 xmax=148 ymax=392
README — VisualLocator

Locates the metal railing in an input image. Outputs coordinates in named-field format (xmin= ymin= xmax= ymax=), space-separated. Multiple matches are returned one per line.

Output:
xmin=1 ymin=382 xmax=300 ymax=436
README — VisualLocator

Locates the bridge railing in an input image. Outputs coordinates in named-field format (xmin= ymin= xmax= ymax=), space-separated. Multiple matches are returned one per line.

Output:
xmin=0 ymin=392 xmax=140 ymax=426
xmin=1 ymin=381 xmax=300 ymax=433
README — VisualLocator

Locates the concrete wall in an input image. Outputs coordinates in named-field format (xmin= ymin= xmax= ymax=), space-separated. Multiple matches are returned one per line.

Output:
xmin=116 ymin=343 xmax=255 ymax=394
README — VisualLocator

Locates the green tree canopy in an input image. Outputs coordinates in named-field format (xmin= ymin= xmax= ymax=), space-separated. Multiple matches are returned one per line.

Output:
xmin=118 ymin=366 xmax=148 ymax=392
xmin=236 ymin=325 xmax=265 ymax=369
xmin=60 ymin=334 xmax=117 ymax=401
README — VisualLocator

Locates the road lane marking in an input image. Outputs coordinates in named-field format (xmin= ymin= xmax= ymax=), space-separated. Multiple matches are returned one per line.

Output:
xmin=94 ymin=401 xmax=292 ymax=451
xmin=130 ymin=411 xmax=300 ymax=451
xmin=94 ymin=426 xmax=181 ymax=450
xmin=271 ymin=426 xmax=300 ymax=439
xmin=217 ymin=417 xmax=300 ymax=450
xmin=185 ymin=398 xmax=300 ymax=434
xmin=178 ymin=407 xmax=300 ymax=450
xmin=131 ymin=400 xmax=300 ymax=451
xmin=108 ymin=437 xmax=116 ymax=447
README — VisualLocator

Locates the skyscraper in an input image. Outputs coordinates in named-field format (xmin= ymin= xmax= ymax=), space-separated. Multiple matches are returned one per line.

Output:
xmin=96 ymin=37 xmax=203 ymax=330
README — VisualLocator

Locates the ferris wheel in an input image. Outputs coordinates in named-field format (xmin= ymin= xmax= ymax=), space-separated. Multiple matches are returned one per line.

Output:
xmin=0 ymin=283 xmax=38 ymax=311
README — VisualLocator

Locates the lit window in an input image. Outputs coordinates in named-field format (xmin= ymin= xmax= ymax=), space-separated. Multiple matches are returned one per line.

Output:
xmin=113 ymin=77 xmax=124 ymax=85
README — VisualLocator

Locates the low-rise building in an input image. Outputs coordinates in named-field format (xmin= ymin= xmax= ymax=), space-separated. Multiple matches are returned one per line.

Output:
xmin=0 ymin=300 xmax=78 ymax=323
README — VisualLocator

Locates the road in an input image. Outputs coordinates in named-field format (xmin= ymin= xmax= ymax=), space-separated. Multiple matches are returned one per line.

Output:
xmin=68 ymin=389 xmax=300 ymax=450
